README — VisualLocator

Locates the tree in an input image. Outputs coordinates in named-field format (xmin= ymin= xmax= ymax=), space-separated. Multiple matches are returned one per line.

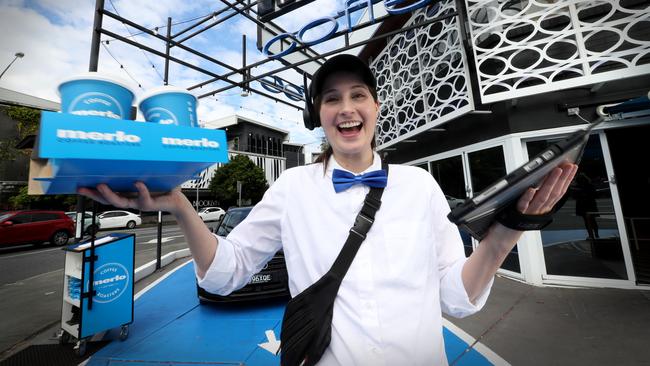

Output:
xmin=209 ymin=155 xmax=269 ymax=208
xmin=0 ymin=106 xmax=41 ymax=161
xmin=8 ymin=186 xmax=77 ymax=210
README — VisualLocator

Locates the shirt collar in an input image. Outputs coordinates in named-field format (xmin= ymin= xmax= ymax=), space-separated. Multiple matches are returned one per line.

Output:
xmin=325 ymin=152 xmax=382 ymax=179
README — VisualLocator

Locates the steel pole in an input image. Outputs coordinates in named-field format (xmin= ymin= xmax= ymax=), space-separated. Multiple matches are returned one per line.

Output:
xmin=88 ymin=0 xmax=105 ymax=71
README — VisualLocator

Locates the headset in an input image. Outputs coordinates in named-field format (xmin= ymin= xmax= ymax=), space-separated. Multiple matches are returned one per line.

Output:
xmin=302 ymin=72 xmax=319 ymax=130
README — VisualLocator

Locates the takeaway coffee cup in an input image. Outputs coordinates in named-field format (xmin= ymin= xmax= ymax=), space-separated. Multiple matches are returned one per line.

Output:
xmin=138 ymin=86 xmax=199 ymax=127
xmin=58 ymin=73 xmax=135 ymax=120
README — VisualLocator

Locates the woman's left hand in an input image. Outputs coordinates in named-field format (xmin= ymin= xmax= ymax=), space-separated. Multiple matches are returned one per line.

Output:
xmin=515 ymin=163 xmax=578 ymax=216
xmin=484 ymin=163 xmax=579 ymax=248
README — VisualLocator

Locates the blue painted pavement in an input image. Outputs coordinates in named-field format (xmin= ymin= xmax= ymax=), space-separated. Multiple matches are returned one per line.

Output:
xmin=87 ymin=261 xmax=497 ymax=365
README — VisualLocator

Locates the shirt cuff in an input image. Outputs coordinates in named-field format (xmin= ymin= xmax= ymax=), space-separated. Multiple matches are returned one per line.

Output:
xmin=195 ymin=233 xmax=236 ymax=295
xmin=440 ymin=257 xmax=494 ymax=318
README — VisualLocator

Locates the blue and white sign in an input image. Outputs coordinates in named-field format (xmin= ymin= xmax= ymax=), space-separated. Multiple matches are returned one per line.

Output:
xmin=91 ymin=263 xmax=130 ymax=303
xmin=38 ymin=112 xmax=228 ymax=163
xmin=79 ymin=234 xmax=135 ymax=339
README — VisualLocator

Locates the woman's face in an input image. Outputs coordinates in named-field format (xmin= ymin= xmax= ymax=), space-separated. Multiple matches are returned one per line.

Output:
xmin=318 ymin=71 xmax=379 ymax=160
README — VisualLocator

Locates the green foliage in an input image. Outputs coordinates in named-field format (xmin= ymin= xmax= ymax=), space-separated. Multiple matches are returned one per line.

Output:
xmin=8 ymin=186 xmax=78 ymax=210
xmin=0 ymin=106 xmax=41 ymax=160
xmin=6 ymin=106 xmax=41 ymax=137
xmin=209 ymin=155 xmax=269 ymax=208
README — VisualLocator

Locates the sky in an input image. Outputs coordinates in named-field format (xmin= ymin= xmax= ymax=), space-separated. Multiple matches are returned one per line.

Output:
xmin=0 ymin=0 xmax=369 ymax=155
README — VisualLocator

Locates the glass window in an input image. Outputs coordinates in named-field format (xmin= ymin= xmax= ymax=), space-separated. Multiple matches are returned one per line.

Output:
xmin=468 ymin=146 xmax=520 ymax=273
xmin=468 ymin=146 xmax=506 ymax=193
xmin=527 ymin=135 xmax=627 ymax=280
xmin=31 ymin=213 xmax=58 ymax=222
xmin=430 ymin=156 xmax=473 ymax=257
xmin=216 ymin=208 xmax=252 ymax=236
xmin=606 ymin=125 xmax=650 ymax=284
xmin=11 ymin=214 xmax=31 ymax=224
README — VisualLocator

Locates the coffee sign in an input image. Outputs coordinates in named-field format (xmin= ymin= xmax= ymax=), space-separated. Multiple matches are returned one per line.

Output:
xmin=262 ymin=0 xmax=436 ymax=59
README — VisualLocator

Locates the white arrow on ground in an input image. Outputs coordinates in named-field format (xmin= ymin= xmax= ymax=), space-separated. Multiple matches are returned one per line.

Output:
xmin=145 ymin=235 xmax=183 ymax=244
xmin=258 ymin=329 xmax=281 ymax=355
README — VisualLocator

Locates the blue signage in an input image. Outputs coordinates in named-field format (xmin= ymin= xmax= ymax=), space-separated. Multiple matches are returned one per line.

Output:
xmin=258 ymin=76 xmax=304 ymax=101
xmin=91 ymin=262 xmax=130 ymax=303
xmin=38 ymin=112 xmax=229 ymax=163
xmin=262 ymin=0 xmax=434 ymax=59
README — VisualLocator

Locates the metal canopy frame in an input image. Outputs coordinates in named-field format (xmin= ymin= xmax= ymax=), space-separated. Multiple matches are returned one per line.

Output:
xmin=87 ymin=0 xmax=452 ymax=110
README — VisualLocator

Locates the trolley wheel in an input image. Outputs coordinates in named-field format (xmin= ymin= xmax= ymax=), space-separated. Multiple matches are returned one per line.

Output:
xmin=119 ymin=325 xmax=129 ymax=341
xmin=58 ymin=330 xmax=70 ymax=345
xmin=75 ymin=339 xmax=87 ymax=357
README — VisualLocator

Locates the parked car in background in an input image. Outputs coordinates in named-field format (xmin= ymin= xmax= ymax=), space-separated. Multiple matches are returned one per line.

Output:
xmin=197 ymin=207 xmax=225 ymax=222
xmin=65 ymin=211 xmax=101 ymax=235
xmin=0 ymin=210 xmax=75 ymax=246
xmin=97 ymin=210 xmax=141 ymax=229
xmin=197 ymin=206 xmax=289 ymax=303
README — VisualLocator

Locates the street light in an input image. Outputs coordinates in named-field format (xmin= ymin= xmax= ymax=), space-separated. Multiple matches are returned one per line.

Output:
xmin=0 ymin=52 xmax=25 ymax=80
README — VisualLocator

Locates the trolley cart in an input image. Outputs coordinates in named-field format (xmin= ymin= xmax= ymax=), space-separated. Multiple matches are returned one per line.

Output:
xmin=59 ymin=232 xmax=135 ymax=356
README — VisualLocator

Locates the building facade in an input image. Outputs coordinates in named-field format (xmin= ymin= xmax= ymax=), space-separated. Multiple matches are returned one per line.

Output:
xmin=180 ymin=114 xmax=305 ymax=208
xmin=0 ymin=87 xmax=59 ymax=208
xmin=353 ymin=0 xmax=650 ymax=289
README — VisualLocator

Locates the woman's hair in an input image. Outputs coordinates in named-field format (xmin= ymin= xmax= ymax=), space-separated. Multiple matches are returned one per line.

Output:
xmin=313 ymin=76 xmax=379 ymax=170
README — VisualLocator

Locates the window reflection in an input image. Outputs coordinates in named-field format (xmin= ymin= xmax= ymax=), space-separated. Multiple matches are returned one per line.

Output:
xmin=527 ymin=135 xmax=627 ymax=280
xmin=429 ymin=156 xmax=473 ymax=257
xmin=468 ymin=146 xmax=520 ymax=273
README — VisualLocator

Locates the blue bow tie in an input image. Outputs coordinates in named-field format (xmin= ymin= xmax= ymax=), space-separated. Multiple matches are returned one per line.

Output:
xmin=332 ymin=169 xmax=387 ymax=193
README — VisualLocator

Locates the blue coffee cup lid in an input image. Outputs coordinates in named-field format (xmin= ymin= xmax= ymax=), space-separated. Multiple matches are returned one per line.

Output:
xmin=138 ymin=85 xmax=198 ymax=106
xmin=57 ymin=72 xmax=136 ymax=97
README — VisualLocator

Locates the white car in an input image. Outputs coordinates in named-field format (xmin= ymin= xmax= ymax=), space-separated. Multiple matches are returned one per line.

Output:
xmin=198 ymin=207 xmax=225 ymax=222
xmin=97 ymin=210 xmax=142 ymax=229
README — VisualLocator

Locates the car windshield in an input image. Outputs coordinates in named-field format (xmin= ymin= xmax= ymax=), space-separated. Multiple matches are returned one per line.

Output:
xmin=216 ymin=208 xmax=251 ymax=236
xmin=0 ymin=213 xmax=12 ymax=221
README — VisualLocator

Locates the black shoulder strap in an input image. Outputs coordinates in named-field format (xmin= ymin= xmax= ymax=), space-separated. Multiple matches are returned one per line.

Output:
xmin=328 ymin=161 xmax=388 ymax=280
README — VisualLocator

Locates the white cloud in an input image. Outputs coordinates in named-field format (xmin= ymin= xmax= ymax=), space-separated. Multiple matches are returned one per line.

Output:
xmin=0 ymin=0 xmax=340 ymax=147
xmin=0 ymin=3 xmax=92 ymax=100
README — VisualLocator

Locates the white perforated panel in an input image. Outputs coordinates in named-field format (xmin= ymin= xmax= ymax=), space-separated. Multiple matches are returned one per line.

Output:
xmin=465 ymin=0 xmax=650 ymax=103
xmin=371 ymin=0 xmax=475 ymax=149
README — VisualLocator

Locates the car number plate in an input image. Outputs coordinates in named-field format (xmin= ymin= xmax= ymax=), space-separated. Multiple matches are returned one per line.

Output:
xmin=249 ymin=274 xmax=272 ymax=284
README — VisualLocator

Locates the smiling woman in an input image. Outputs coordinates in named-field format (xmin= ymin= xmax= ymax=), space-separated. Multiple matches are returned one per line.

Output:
xmin=78 ymin=54 xmax=577 ymax=366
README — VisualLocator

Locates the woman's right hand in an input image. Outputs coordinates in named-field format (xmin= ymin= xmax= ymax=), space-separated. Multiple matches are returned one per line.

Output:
xmin=77 ymin=181 xmax=189 ymax=215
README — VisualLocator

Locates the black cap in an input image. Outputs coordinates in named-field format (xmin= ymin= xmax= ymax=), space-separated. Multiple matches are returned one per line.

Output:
xmin=309 ymin=54 xmax=377 ymax=101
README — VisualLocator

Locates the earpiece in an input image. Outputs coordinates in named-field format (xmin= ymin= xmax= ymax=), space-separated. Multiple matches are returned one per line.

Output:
xmin=303 ymin=73 xmax=319 ymax=130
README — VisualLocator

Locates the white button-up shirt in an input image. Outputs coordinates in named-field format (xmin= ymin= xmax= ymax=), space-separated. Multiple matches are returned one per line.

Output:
xmin=197 ymin=153 xmax=493 ymax=366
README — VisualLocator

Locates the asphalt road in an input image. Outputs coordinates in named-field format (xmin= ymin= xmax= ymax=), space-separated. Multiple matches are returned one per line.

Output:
xmin=0 ymin=222 xmax=199 ymax=356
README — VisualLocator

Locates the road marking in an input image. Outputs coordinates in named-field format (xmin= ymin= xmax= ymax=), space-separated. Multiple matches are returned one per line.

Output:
xmin=144 ymin=235 xmax=184 ymax=244
xmin=443 ymin=318 xmax=510 ymax=366
xmin=258 ymin=330 xmax=281 ymax=355
xmin=0 ymin=247 xmax=61 ymax=260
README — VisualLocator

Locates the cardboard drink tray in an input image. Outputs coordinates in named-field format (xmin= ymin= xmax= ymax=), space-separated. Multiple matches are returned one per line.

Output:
xmin=29 ymin=111 xmax=228 ymax=195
